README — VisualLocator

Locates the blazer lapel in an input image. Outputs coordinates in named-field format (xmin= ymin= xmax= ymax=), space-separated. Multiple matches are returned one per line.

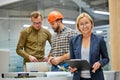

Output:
xmin=76 ymin=35 xmax=82 ymax=59
xmin=89 ymin=34 xmax=95 ymax=64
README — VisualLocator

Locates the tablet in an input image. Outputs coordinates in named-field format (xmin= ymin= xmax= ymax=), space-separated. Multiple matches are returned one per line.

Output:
xmin=66 ymin=59 xmax=91 ymax=70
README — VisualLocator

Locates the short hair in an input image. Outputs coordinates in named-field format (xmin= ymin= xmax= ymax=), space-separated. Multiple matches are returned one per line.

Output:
xmin=30 ymin=11 xmax=42 ymax=19
xmin=76 ymin=12 xmax=94 ymax=32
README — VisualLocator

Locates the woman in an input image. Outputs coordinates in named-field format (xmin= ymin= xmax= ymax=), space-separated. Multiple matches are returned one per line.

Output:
xmin=69 ymin=12 xmax=109 ymax=80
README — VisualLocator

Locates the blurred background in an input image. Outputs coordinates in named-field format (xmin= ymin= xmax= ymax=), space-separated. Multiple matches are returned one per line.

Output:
xmin=0 ymin=0 xmax=110 ymax=72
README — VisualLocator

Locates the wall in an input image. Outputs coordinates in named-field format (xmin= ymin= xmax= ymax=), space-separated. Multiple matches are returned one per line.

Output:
xmin=109 ymin=0 xmax=120 ymax=70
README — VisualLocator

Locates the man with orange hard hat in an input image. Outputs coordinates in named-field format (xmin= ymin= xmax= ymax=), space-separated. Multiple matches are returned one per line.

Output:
xmin=47 ymin=11 xmax=77 ymax=71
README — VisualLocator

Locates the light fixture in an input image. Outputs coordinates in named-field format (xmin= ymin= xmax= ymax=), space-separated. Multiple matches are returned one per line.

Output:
xmin=43 ymin=26 xmax=48 ymax=29
xmin=93 ymin=10 xmax=110 ymax=15
xmin=63 ymin=20 xmax=75 ymax=24
xmin=95 ymin=30 xmax=103 ymax=34
xmin=23 ymin=24 xmax=30 ymax=27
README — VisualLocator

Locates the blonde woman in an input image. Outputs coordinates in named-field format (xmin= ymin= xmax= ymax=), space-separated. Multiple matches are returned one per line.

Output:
xmin=69 ymin=12 xmax=109 ymax=80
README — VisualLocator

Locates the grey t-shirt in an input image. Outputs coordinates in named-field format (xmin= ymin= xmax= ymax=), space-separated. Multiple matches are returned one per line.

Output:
xmin=80 ymin=46 xmax=91 ymax=78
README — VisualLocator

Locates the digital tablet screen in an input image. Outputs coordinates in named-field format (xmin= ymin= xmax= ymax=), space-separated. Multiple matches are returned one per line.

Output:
xmin=66 ymin=59 xmax=91 ymax=70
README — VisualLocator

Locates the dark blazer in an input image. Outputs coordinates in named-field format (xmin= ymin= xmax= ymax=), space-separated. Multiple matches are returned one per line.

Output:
xmin=70 ymin=33 xmax=109 ymax=80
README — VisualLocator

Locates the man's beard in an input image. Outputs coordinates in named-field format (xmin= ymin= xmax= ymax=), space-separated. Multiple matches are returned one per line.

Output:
xmin=54 ymin=24 xmax=60 ymax=32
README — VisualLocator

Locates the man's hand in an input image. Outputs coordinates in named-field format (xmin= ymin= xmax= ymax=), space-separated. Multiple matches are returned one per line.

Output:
xmin=48 ymin=57 xmax=61 ymax=65
xmin=42 ymin=57 xmax=48 ymax=62
xmin=28 ymin=55 xmax=38 ymax=62
xmin=51 ymin=57 xmax=61 ymax=65
xmin=48 ymin=57 xmax=54 ymax=64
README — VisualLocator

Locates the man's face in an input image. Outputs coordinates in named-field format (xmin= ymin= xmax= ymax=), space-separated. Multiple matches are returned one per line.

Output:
xmin=31 ymin=16 xmax=42 ymax=30
xmin=50 ymin=21 xmax=60 ymax=32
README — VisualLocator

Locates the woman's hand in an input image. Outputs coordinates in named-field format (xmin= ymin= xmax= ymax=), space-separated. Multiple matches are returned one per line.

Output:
xmin=92 ymin=62 xmax=101 ymax=73
xmin=69 ymin=66 xmax=77 ymax=73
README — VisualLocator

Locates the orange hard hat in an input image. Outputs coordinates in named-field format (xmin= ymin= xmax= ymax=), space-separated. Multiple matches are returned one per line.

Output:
xmin=47 ymin=11 xmax=64 ymax=23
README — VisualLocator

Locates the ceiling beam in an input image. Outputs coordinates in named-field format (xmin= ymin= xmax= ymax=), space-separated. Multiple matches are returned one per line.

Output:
xmin=91 ymin=0 xmax=108 ymax=6
xmin=0 ymin=0 xmax=21 ymax=7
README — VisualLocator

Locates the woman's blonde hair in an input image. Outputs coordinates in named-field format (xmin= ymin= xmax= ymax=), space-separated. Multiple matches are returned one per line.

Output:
xmin=76 ymin=12 xmax=94 ymax=32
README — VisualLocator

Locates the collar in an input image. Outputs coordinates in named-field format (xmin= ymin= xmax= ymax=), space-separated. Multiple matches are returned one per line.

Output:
xmin=31 ymin=26 xmax=41 ymax=31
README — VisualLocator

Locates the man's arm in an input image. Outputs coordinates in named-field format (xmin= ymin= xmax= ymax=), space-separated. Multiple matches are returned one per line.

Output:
xmin=16 ymin=31 xmax=29 ymax=60
xmin=59 ymin=52 xmax=70 ymax=62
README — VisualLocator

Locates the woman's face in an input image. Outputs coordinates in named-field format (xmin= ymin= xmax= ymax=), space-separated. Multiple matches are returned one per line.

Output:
xmin=78 ymin=17 xmax=92 ymax=34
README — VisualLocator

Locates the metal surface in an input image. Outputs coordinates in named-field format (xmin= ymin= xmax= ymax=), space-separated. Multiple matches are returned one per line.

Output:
xmin=0 ymin=72 xmax=73 ymax=80
xmin=1 ymin=71 xmax=119 ymax=80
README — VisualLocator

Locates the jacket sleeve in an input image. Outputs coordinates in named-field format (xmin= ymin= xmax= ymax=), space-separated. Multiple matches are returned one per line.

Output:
xmin=98 ymin=37 xmax=109 ymax=67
